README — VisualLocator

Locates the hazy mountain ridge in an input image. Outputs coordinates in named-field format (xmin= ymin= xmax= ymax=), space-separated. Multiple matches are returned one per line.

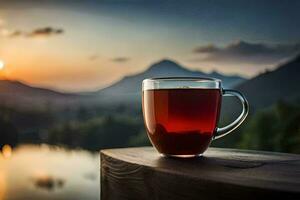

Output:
xmin=0 ymin=80 xmax=74 ymax=97
xmin=235 ymin=54 xmax=300 ymax=109
xmin=92 ymin=59 xmax=246 ymax=103
xmin=0 ymin=79 xmax=80 ymax=108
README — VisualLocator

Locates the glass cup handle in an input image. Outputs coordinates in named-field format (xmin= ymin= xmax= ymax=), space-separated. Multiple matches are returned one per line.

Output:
xmin=213 ymin=89 xmax=249 ymax=140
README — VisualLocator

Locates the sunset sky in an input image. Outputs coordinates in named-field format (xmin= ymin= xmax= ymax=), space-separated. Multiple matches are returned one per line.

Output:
xmin=0 ymin=0 xmax=299 ymax=92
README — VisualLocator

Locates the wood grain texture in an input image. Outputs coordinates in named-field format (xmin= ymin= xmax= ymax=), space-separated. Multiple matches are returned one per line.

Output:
xmin=101 ymin=147 xmax=300 ymax=200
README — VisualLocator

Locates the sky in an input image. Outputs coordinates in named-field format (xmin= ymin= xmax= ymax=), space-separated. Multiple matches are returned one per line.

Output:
xmin=0 ymin=0 xmax=299 ymax=92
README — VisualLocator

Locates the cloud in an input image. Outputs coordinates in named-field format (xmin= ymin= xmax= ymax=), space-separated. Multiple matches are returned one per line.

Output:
xmin=0 ymin=26 xmax=64 ymax=38
xmin=193 ymin=44 xmax=219 ymax=53
xmin=27 ymin=27 xmax=64 ymax=37
xmin=7 ymin=30 xmax=22 ymax=38
xmin=89 ymin=55 xmax=99 ymax=61
xmin=0 ymin=29 xmax=22 ymax=37
xmin=88 ymin=54 xmax=99 ymax=61
xmin=192 ymin=40 xmax=300 ymax=65
xmin=111 ymin=57 xmax=130 ymax=63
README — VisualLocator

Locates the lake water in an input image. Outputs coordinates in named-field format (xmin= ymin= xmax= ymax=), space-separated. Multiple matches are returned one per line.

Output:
xmin=0 ymin=144 xmax=100 ymax=200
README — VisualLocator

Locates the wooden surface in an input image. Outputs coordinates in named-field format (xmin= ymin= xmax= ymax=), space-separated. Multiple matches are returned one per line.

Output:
xmin=101 ymin=147 xmax=300 ymax=200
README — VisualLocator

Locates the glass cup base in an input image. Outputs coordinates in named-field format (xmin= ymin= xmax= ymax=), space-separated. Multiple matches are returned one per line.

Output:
xmin=161 ymin=153 xmax=203 ymax=158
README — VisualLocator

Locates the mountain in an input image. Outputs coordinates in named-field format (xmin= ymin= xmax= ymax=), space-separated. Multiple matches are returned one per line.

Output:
xmin=0 ymin=59 xmax=246 ymax=107
xmin=0 ymin=80 xmax=79 ymax=108
xmin=235 ymin=55 xmax=300 ymax=109
xmin=93 ymin=59 xmax=246 ymax=103
xmin=1 ymin=55 xmax=299 ymax=110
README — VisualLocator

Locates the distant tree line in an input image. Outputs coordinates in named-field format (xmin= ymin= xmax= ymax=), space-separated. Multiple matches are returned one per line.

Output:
xmin=0 ymin=100 xmax=300 ymax=153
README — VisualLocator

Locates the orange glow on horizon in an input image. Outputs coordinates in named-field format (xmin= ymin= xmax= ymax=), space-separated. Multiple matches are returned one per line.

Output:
xmin=0 ymin=60 xmax=4 ymax=70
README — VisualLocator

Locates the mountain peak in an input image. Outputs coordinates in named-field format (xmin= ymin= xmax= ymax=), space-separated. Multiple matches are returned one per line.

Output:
xmin=153 ymin=59 xmax=179 ymax=66
xmin=146 ymin=59 xmax=186 ymax=73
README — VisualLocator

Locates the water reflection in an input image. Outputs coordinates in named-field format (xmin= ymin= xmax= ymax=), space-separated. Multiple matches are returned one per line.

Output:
xmin=0 ymin=144 xmax=100 ymax=200
xmin=1 ymin=144 xmax=12 ymax=159
xmin=0 ymin=171 xmax=6 ymax=200
xmin=32 ymin=175 xmax=65 ymax=191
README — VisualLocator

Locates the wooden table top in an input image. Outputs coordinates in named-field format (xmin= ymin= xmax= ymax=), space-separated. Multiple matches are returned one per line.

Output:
xmin=101 ymin=147 xmax=300 ymax=200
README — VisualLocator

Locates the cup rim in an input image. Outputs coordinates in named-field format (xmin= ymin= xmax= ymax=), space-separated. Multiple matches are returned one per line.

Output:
xmin=143 ymin=77 xmax=221 ymax=83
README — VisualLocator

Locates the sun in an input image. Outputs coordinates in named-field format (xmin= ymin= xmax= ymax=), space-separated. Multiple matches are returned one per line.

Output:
xmin=0 ymin=60 xmax=4 ymax=70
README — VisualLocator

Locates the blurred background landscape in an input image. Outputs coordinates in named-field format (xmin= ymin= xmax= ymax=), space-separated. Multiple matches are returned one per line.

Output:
xmin=0 ymin=0 xmax=300 ymax=199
